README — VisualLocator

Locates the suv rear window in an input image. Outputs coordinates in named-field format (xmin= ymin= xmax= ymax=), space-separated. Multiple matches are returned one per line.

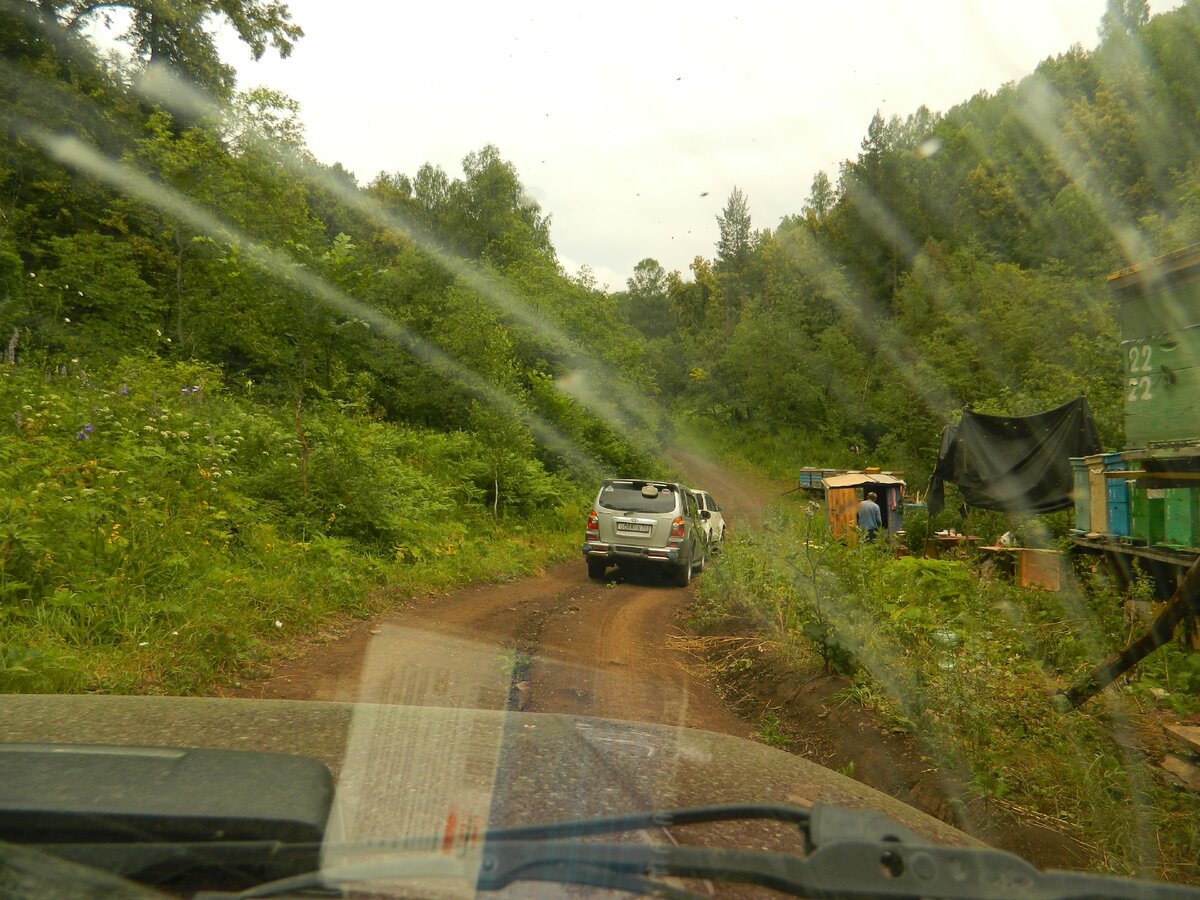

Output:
xmin=597 ymin=482 xmax=678 ymax=514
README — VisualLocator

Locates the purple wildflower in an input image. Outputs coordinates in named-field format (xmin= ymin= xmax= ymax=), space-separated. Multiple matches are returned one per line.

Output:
xmin=83 ymin=423 xmax=94 ymax=433
xmin=119 ymin=384 xmax=129 ymax=397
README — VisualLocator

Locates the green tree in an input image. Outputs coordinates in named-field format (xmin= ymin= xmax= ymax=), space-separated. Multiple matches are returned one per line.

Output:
xmin=668 ymin=257 xmax=719 ymax=336
xmin=412 ymin=163 xmax=451 ymax=229
xmin=618 ymin=258 xmax=676 ymax=338
xmin=1100 ymin=0 xmax=1150 ymax=40
xmin=803 ymin=171 xmax=836 ymax=223
xmin=33 ymin=0 xmax=303 ymax=96
xmin=441 ymin=145 xmax=553 ymax=269
xmin=828 ymin=111 xmax=918 ymax=302
xmin=715 ymin=186 xmax=753 ymax=272
xmin=714 ymin=186 xmax=765 ymax=327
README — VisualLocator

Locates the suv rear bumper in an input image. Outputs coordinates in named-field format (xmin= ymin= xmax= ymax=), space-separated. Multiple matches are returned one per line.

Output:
xmin=582 ymin=542 xmax=681 ymax=564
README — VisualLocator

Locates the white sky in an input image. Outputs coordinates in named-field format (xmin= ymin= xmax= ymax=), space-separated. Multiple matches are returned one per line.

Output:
xmin=213 ymin=1 xmax=1181 ymax=290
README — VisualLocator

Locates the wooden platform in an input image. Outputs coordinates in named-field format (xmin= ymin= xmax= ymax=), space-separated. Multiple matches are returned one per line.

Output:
xmin=1161 ymin=725 xmax=1200 ymax=792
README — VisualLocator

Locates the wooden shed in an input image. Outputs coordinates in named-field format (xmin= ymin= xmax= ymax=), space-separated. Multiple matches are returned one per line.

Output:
xmin=822 ymin=472 xmax=906 ymax=542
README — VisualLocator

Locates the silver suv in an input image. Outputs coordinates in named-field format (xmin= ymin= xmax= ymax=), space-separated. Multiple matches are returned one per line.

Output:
xmin=583 ymin=479 xmax=708 ymax=585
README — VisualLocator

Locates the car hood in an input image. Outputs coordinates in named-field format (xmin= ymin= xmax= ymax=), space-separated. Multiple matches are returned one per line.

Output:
xmin=0 ymin=693 xmax=976 ymax=858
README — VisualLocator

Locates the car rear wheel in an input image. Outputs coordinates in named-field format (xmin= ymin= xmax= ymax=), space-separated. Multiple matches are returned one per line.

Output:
xmin=587 ymin=558 xmax=607 ymax=580
xmin=673 ymin=557 xmax=692 ymax=587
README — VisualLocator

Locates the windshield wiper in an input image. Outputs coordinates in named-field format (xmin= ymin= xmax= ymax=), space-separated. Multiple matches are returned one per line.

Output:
xmin=205 ymin=802 xmax=1200 ymax=900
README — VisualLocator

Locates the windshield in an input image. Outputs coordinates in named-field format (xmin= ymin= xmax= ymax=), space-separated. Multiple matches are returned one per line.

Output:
xmin=2 ymin=0 xmax=1200 ymax=896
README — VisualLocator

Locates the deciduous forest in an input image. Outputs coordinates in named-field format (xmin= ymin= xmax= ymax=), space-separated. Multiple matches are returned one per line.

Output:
xmin=633 ymin=0 xmax=1200 ymax=477
xmin=2 ymin=0 xmax=1199 ymax=693
xmin=2 ymin=0 xmax=663 ymax=689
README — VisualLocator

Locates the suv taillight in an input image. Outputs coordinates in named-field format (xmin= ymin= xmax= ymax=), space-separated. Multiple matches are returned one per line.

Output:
xmin=669 ymin=516 xmax=685 ymax=541
xmin=586 ymin=510 xmax=600 ymax=540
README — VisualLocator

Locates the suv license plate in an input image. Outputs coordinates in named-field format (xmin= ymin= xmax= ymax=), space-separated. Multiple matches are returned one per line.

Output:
xmin=616 ymin=522 xmax=652 ymax=534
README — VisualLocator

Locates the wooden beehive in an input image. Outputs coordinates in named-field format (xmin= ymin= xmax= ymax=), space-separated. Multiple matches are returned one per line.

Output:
xmin=1018 ymin=549 xmax=1063 ymax=591
xmin=1104 ymin=452 xmax=1131 ymax=538
xmin=1162 ymin=487 xmax=1200 ymax=549
xmin=1086 ymin=453 xmax=1107 ymax=534
xmin=1070 ymin=457 xmax=1089 ymax=533
xmin=1110 ymin=244 xmax=1200 ymax=447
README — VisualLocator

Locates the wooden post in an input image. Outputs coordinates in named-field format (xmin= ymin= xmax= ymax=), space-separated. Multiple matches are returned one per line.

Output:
xmin=1063 ymin=554 xmax=1200 ymax=707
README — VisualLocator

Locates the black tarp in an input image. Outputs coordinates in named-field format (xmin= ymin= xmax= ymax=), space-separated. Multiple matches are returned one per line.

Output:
xmin=927 ymin=398 xmax=1100 ymax=517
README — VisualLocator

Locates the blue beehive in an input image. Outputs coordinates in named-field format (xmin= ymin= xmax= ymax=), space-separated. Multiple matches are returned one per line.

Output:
xmin=1104 ymin=452 xmax=1130 ymax=538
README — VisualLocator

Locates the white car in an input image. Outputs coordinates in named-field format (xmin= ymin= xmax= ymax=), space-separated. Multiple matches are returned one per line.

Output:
xmin=691 ymin=490 xmax=727 ymax=549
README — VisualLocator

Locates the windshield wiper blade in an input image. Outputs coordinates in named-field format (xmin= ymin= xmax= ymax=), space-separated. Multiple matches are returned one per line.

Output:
xmin=228 ymin=839 xmax=1200 ymax=900
xmin=475 ymin=837 xmax=1200 ymax=900
xmin=212 ymin=803 xmax=1200 ymax=900
xmin=479 ymin=801 xmax=814 ymax=841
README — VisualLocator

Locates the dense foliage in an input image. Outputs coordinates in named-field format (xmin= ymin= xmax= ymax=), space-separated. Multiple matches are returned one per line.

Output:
xmin=0 ymin=355 xmax=591 ymax=692
xmin=616 ymin=0 xmax=1200 ymax=481
xmin=694 ymin=500 xmax=1200 ymax=881
xmin=655 ymin=6 xmax=1200 ymax=873
xmin=0 ymin=1 xmax=660 ymax=690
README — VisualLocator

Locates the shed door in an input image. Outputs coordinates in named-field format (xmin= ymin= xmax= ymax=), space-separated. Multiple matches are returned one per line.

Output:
xmin=827 ymin=488 xmax=859 ymax=542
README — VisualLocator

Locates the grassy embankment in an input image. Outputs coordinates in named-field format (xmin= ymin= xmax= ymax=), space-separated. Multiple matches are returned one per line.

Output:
xmin=0 ymin=357 xmax=582 ymax=695
xmin=693 ymin=498 xmax=1200 ymax=882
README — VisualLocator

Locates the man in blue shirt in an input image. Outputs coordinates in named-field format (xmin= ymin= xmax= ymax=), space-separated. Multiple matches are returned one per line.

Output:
xmin=856 ymin=491 xmax=882 ymax=543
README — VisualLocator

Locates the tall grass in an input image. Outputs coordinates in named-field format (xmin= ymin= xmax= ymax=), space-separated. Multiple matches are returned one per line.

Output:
xmin=0 ymin=357 xmax=582 ymax=694
xmin=694 ymin=498 xmax=1200 ymax=882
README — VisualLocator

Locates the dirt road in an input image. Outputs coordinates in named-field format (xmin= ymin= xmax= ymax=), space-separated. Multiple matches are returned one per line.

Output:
xmin=223 ymin=451 xmax=1094 ymax=871
xmin=230 ymin=448 xmax=782 ymax=741
xmin=235 ymin=560 xmax=748 ymax=734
